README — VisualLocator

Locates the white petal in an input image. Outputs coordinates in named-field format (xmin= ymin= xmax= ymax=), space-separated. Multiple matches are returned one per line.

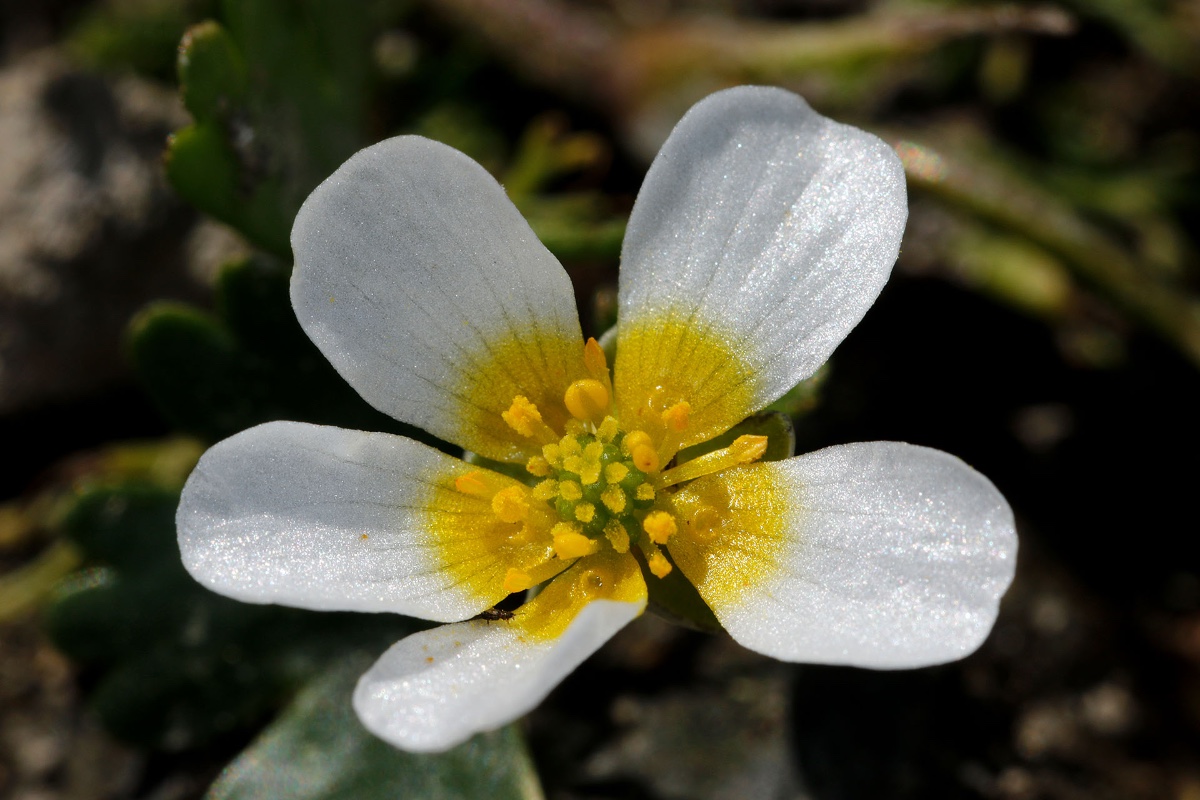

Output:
xmin=177 ymin=421 xmax=543 ymax=622
xmin=291 ymin=136 xmax=587 ymax=462
xmin=669 ymin=442 xmax=1016 ymax=668
xmin=616 ymin=86 xmax=907 ymax=437
xmin=354 ymin=555 xmax=646 ymax=752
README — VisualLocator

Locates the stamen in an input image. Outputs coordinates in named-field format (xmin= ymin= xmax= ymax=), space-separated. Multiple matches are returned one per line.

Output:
xmin=454 ymin=471 xmax=488 ymax=496
xmin=559 ymin=480 xmax=583 ymax=502
xmin=632 ymin=446 xmax=659 ymax=473
xmin=635 ymin=483 xmax=655 ymax=502
xmin=491 ymin=486 xmax=530 ymax=524
xmin=600 ymin=485 xmax=627 ymax=514
xmin=502 ymin=396 xmax=557 ymax=442
xmin=658 ymin=434 xmax=769 ymax=487
xmin=604 ymin=463 xmax=629 ymax=484
xmin=579 ymin=462 xmax=602 ymax=486
xmin=503 ymin=568 xmax=533 ymax=594
xmin=623 ymin=430 xmax=660 ymax=473
xmin=583 ymin=337 xmax=614 ymax=404
xmin=526 ymin=455 xmax=551 ymax=477
xmin=501 ymin=557 xmax=572 ymax=595
xmin=621 ymin=430 xmax=652 ymax=456
xmin=574 ymin=502 xmax=596 ymax=523
xmin=596 ymin=416 xmax=619 ymax=443
xmin=643 ymin=542 xmax=673 ymax=578
xmin=552 ymin=524 xmax=600 ymax=559
xmin=542 ymin=442 xmax=562 ymax=468
xmin=583 ymin=337 xmax=609 ymax=377
xmin=579 ymin=441 xmax=604 ymax=485
xmin=603 ymin=520 xmax=630 ymax=553
xmin=642 ymin=510 xmax=677 ymax=545
xmin=564 ymin=379 xmax=610 ymax=423
xmin=532 ymin=479 xmax=559 ymax=501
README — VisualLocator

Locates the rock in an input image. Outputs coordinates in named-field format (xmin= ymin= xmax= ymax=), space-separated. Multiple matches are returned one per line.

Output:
xmin=0 ymin=51 xmax=227 ymax=415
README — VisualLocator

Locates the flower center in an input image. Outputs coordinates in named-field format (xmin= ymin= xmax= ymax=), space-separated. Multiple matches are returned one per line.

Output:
xmin=462 ymin=337 xmax=769 ymax=596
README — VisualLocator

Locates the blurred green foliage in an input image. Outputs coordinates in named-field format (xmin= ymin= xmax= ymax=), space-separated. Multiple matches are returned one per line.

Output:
xmin=164 ymin=1 xmax=370 ymax=256
xmin=209 ymin=658 xmax=544 ymax=800
xmin=43 ymin=481 xmax=417 ymax=749
xmin=129 ymin=254 xmax=416 ymax=443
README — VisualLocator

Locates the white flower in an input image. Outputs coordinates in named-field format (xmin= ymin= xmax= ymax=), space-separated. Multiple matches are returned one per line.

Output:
xmin=176 ymin=86 xmax=1017 ymax=753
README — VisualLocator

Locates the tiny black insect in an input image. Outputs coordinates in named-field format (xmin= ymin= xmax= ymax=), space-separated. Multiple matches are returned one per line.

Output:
xmin=475 ymin=607 xmax=515 ymax=622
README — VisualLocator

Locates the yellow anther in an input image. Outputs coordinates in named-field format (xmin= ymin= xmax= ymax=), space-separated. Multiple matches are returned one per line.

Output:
xmin=730 ymin=434 xmax=769 ymax=462
xmin=526 ymin=455 xmax=551 ymax=477
xmin=559 ymin=435 xmax=582 ymax=458
xmin=502 ymin=396 xmax=543 ymax=437
xmin=659 ymin=434 xmax=770 ymax=487
xmin=603 ymin=520 xmax=630 ymax=553
xmin=647 ymin=550 xmax=673 ymax=579
xmin=565 ymin=418 xmax=586 ymax=436
xmin=542 ymin=442 xmax=562 ymax=467
xmin=600 ymin=485 xmax=627 ymax=515
xmin=552 ymin=525 xmax=600 ymax=559
xmin=635 ymin=483 xmax=655 ymax=502
xmin=575 ymin=502 xmax=596 ymax=523
xmin=491 ymin=486 xmax=530 ymax=524
xmin=642 ymin=511 xmax=677 ymax=545
xmin=661 ymin=401 xmax=692 ymax=432
xmin=579 ymin=462 xmax=602 ymax=486
xmin=632 ymin=444 xmax=660 ymax=473
xmin=621 ymin=430 xmax=653 ymax=456
xmin=596 ymin=416 xmax=619 ymax=443
xmin=503 ymin=568 xmax=534 ymax=594
xmin=454 ymin=471 xmax=488 ymax=496
xmin=532 ymin=479 xmax=559 ymax=501
xmin=559 ymin=480 xmax=583 ymax=501
xmin=583 ymin=336 xmax=609 ymax=377
xmin=604 ymin=463 xmax=629 ymax=484
xmin=622 ymin=430 xmax=660 ymax=472
xmin=564 ymin=379 xmax=611 ymax=423
xmin=579 ymin=442 xmax=604 ymax=485
xmin=562 ymin=455 xmax=583 ymax=474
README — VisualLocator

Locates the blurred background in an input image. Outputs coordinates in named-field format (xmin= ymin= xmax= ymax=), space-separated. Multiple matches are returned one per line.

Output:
xmin=1 ymin=1 xmax=1199 ymax=798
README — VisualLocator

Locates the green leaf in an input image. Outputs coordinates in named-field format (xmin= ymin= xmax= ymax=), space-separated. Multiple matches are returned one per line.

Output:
xmin=67 ymin=0 xmax=211 ymax=79
xmin=168 ymin=1 xmax=371 ymax=254
xmin=128 ymin=258 xmax=422 ymax=442
xmin=208 ymin=656 xmax=545 ymax=800
xmin=126 ymin=301 xmax=257 ymax=440
xmin=178 ymin=20 xmax=248 ymax=121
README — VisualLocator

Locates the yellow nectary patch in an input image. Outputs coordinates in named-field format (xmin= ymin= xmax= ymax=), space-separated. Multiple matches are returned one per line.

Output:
xmin=455 ymin=330 xmax=588 ymax=462
xmin=615 ymin=314 xmax=757 ymax=450
xmin=422 ymin=463 xmax=560 ymax=610
xmin=513 ymin=550 xmax=646 ymax=641
xmin=666 ymin=463 xmax=789 ymax=612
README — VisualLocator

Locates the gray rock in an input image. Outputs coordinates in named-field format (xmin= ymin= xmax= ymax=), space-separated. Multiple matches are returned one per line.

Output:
xmin=0 ymin=52 xmax=235 ymax=415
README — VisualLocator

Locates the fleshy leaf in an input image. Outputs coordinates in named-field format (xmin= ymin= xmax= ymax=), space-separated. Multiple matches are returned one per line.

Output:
xmin=208 ymin=656 xmax=545 ymax=800
xmin=167 ymin=1 xmax=370 ymax=254
xmin=128 ymin=256 xmax=413 ymax=442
